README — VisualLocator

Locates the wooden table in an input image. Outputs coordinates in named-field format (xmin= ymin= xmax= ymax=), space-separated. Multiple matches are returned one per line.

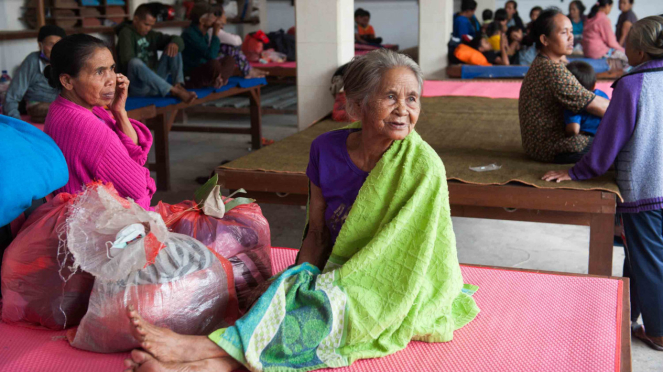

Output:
xmin=128 ymin=85 xmax=263 ymax=191
xmin=217 ymin=169 xmax=617 ymax=276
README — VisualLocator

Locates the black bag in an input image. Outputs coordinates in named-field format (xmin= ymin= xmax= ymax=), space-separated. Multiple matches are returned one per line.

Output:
xmin=265 ymin=30 xmax=296 ymax=62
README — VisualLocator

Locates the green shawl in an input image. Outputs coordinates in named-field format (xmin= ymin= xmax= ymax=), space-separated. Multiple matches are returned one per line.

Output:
xmin=210 ymin=123 xmax=480 ymax=371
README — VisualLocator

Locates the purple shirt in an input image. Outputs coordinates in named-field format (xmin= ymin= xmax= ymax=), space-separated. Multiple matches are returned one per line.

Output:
xmin=306 ymin=129 xmax=369 ymax=244
xmin=570 ymin=59 xmax=663 ymax=213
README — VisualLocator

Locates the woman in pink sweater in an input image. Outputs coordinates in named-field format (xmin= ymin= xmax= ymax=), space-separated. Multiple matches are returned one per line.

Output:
xmin=44 ymin=34 xmax=156 ymax=209
xmin=581 ymin=0 xmax=629 ymax=70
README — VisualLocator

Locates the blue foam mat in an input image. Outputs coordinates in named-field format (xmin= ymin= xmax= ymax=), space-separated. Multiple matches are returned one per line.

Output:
xmin=459 ymin=58 xmax=610 ymax=79
xmin=125 ymin=77 xmax=267 ymax=112
xmin=567 ymin=57 xmax=610 ymax=73
xmin=461 ymin=65 xmax=530 ymax=79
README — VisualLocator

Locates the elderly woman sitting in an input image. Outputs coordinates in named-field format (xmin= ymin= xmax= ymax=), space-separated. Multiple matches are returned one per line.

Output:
xmin=44 ymin=34 xmax=156 ymax=210
xmin=123 ymin=49 xmax=479 ymax=372
xmin=519 ymin=8 xmax=609 ymax=164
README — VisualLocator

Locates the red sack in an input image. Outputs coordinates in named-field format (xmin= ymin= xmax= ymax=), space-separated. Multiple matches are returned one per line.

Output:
xmin=156 ymin=199 xmax=272 ymax=310
xmin=1 ymin=193 xmax=95 ymax=330
xmin=332 ymin=92 xmax=352 ymax=122
xmin=242 ymin=34 xmax=264 ymax=62
xmin=65 ymin=183 xmax=237 ymax=353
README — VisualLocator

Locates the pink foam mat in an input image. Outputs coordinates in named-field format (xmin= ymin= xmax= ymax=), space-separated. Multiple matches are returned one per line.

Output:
xmin=423 ymin=80 xmax=614 ymax=100
xmin=0 ymin=248 xmax=624 ymax=372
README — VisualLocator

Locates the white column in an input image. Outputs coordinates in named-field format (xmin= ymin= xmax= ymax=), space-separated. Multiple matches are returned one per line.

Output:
xmin=295 ymin=0 xmax=354 ymax=130
xmin=475 ymin=0 xmax=496 ymax=16
xmin=418 ymin=0 xmax=453 ymax=80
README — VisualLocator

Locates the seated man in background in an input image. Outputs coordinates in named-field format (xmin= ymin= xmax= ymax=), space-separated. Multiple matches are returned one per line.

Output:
xmin=181 ymin=2 xmax=236 ymax=89
xmin=3 ymin=25 xmax=65 ymax=123
xmin=453 ymin=0 xmax=481 ymax=41
xmin=116 ymin=4 xmax=196 ymax=103
xmin=354 ymin=8 xmax=382 ymax=45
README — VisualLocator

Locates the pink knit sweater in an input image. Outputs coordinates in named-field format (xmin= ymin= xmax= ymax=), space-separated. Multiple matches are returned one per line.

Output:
xmin=581 ymin=11 xmax=624 ymax=59
xmin=44 ymin=96 xmax=156 ymax=209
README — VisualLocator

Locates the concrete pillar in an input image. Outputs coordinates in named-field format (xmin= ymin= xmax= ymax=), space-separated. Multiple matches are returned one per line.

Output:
xmin=418 ymin=0 xmax=453 ymax=79
xmin=295 ymin=0 xmax=354 ymax=130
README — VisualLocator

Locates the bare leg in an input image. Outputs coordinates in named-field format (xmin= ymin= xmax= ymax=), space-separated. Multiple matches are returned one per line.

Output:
xmin=170 ymin=85 xmax=197 ymax=104
xmin=246 ymin=68 xmax=268 ymax=78
xmin=126 ymin=306 xmax=229 ymax=363
xmin=124 ymin=350 xmax=241 ymax=372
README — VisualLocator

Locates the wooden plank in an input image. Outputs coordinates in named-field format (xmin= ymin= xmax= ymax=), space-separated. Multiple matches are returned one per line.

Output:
xmin=451 ymin=205 xmax=592 ymax=226
xmin=150 ymin=114 xmax=170 ymax=191
xmin=217 ymin=168 xmax=616 ymax=215
xmin=446 ymin=65 xmax=462 ymax=78
xmin=249 ymin=87 xmax=262 ymax=150
xmin=447 ymin=182 xmax=616 ymax=214
xmin=184 ymin=106 xmax=296 ymax=115
xmin=126 ymin=105 xmax=156 ymax=121
xmin=36 ymin=0 xmax=45 ymax=27
xmin=621 ymin=277 xmax=632 ymax=372
xmin=154 ymin=87 xmax=257 ymax=115
xmin=588 ymin=212 xmax=616 ymax=276
xmin=170 ymin=125 xmax=251 ymax=134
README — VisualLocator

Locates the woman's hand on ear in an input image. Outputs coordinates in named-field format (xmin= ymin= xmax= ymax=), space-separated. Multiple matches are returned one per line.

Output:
xmin=111 ymin=73 xmax=130 ymax=114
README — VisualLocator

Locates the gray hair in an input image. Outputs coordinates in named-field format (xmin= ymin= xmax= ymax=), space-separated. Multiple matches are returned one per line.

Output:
xmin=627 ymin=16 xmax=663 ymax=60
xmin=342 ymin=49 xmax=423 ymax=120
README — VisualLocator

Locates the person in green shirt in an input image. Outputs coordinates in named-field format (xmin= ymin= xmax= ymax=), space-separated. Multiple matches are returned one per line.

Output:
xmin=116 ymin=4 xmax=196 ymax=103
xmin=180 ymin=2 xmax=236 ymax=89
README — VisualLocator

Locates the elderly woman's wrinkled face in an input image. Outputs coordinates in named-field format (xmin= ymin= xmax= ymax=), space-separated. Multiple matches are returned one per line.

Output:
xmin=364 ymin=67 xmax=420 ymax=141
xmin=62 ymin=47 xmax=117 ymax=109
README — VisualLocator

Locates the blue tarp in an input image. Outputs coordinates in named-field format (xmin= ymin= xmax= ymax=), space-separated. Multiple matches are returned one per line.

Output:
xmin=459 ymin=58 xmax=610 ymax=79
xmin=567 ymin=57 xmax=611 ymax=73
xmin=125 ymin=77 xmax=267 ymax=111
xmin=461 ymin=65 xmax=530 ymax=79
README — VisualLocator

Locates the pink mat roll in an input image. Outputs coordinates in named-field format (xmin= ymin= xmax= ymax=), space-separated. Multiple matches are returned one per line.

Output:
xmin=422 ymin=80 xmax=614 ymax=100
xmin=0 ymin=248 xmax=624 ymax=372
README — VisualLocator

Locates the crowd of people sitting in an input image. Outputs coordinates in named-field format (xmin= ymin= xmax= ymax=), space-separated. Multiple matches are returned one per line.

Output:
xmin=2 ymin=2 xmax=268 ymax=123
xmin=450 ymin=0 xmax=639 ymax=69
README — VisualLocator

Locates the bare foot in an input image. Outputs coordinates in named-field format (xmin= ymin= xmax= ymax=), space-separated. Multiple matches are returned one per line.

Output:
xmin=213 ymin=75 xmax=228 ymax=89
xmin=246 ymin=68 xmax=268 ymax=79
xmin=171 ymin=86 xmax=197 ymax=104
xmin=125 ymin=350 xmax=242 ymax=372
xmin=126 ymin=306 xmax=229 ymax=363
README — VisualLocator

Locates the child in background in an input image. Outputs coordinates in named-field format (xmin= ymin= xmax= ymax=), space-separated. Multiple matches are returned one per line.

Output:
xmin=354 ymin=8 xmax=382 ymax=45
xmin=481 ymin=9 xmax=493 ymax=34
xmin=563 ymin=61 xmax=609 ymax=137
xmin=505 ymin=26 xmax=524 ymax=64
xmin=527 ymin=6 xmax=543 ymax=32
xmin=482 ymin=9 xmax=493 ymax=25
xmin=543 ymin=17 xmax=663 ymax=352
xmin=487 ymin=8 xmax=508 ymax=51
xmin=454 ymin=35 xmax=509 ymax=66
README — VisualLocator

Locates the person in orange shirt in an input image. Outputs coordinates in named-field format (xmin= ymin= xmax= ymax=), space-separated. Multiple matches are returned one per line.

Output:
xmin=354 ymin=8 xmax=383 ymax=45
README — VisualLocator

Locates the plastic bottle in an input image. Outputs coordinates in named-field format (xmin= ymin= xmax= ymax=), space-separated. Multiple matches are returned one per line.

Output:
xmin=0 ymin=70 xmax=12 ymax=114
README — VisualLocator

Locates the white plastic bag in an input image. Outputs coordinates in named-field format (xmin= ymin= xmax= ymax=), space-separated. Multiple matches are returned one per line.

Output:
xmin=65 ymin=183 xmax=237 ymax=353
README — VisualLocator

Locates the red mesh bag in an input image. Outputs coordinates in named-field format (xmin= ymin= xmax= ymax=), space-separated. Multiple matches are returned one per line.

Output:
xmin=332 ymin=92 xmax=352 ymax=122
xmin=156 ymin=197 xmax=272 ymax=310
xmin=242 ymin=33 xmax=264 ymax=62
xmin=65 ymin=183 xmax=238 ymax=353
xmin=1 ymin=193 xmax=95 ymax=330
